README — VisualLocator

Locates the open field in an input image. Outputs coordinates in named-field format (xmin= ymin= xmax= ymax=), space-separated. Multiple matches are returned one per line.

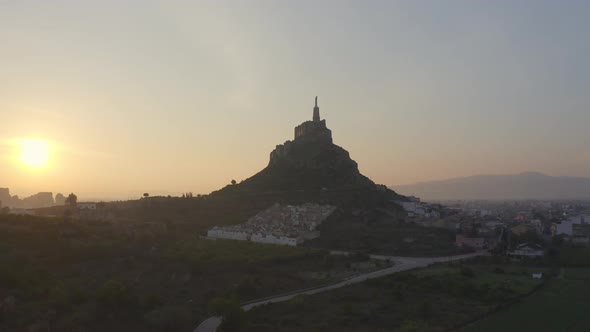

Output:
xmin=243 ymin=262 xmax=544 ymax=332
xmin=462 ymin=268 xmax=590 ymax=332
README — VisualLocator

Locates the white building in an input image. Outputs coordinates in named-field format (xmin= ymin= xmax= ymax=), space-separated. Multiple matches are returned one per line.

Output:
xmin=508 ymin=243 xmax=544 ymax=258
xmin=568 ymin=215 xmax=588 ymax=224
xmin=77 ymin=203 xmax=97 ymax=210
xmin=8 ymin=208 xmax=35 ymax=216
xmin=399 ymin=202 xmax=417 ymax=212
xmin=207 ymin=227 xmax=249 ymax=241
xmin=251 ymin=233 xmax=299 ymax=246
xmin=396 ymin=200 xmax=441 ymax=219
xmin=397 ymin=201 xmax=427 ymax=216
xmin=553 ymin=215 xmax=589 ymax=236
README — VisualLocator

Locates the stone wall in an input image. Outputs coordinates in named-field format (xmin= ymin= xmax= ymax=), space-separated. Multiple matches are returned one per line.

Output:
xmin=250 ymin=233 xmax=299 ymax=246
xmin=269 ymin=120 xmax=332 ymax=166
xmin=269 ymin=140 xmax=293 ymax=163
xmin=207 ymin=228 xmax=250 ymax=241
xmin=294 ymin=119 xmax=330 ymax=141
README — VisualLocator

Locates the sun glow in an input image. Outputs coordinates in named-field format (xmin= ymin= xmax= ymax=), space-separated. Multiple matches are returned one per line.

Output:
xmin=20 ymin=139 xmax=50 ymax=168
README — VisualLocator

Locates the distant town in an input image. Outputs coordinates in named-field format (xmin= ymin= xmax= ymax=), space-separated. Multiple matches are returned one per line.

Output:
xmin=401 ymin=197 xmax=590 ymax=255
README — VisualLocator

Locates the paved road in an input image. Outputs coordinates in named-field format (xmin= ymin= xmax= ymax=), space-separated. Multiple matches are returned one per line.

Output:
xmin=194 ymin=317 xmax=223 ymax=332
xmin=193 ymin=251 xmax=484 ymax=332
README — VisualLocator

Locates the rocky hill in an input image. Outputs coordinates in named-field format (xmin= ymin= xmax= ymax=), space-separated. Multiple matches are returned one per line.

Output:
xmin=102 ymin=100 xmax=408 ymax=236
xmin=94 ymin=98 xmax=452 ymax=255
xmin=211 ymin=97 xmax=403 ymax=207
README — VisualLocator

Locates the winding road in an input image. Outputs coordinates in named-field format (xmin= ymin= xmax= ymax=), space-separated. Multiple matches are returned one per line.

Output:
xmin=193 ymin=251 xmax=485 ymax=332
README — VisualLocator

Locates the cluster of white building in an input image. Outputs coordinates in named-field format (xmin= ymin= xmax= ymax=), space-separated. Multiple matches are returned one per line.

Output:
xmin=552 ymin=215 xmax=588 ymax=236
xmin=207 ymin=203 xmax=336 ymax=246
xmin=396 ymin=197 xmax=440 ymax=218
xmin=508 ymin=243 xmax=545 ymax=258
xmin=551 ymin=214 xmax=590 ymax=244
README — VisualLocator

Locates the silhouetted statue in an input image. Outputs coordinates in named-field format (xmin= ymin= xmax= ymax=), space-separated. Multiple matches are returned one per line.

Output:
xmin=313 ymin=96 xmax=320 ymax=122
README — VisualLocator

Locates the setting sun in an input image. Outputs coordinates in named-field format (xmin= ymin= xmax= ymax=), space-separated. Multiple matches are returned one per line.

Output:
xmin=20 ymin=139 xmax=50 ymax=168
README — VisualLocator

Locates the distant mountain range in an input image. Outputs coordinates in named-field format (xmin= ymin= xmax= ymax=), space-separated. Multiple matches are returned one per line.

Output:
xmin=393 ymin=172 xmax=590 ymax=200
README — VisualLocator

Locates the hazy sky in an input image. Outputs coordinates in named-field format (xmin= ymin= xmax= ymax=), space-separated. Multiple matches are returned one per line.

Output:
xmin=1 ymin=0 xmax=590 ymax=199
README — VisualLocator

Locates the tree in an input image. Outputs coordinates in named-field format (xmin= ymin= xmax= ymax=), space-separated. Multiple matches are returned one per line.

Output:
xmin=98 ymin=279 xmax=138 ymax=314
xmin=144 ymin=305 xmax=191 ymax=332
xmin=419 ymin=301 xmax=433 ymax=319
xmin=231 ymin=179 xmax=237 ymax=185
xmin=65 ymin=193 xmax=77 ymax=208
xmin=398 ymin=320 xmax=421 ymax=332
xmin=460 ymin=266 xmax=475 ymax=278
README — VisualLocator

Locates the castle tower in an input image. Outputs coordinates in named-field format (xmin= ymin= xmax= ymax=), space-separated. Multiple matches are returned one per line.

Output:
xmin=313 ymin=96 xmax=320 ymax=122
xmin=293 ymin=96 xmax=331 ymax=141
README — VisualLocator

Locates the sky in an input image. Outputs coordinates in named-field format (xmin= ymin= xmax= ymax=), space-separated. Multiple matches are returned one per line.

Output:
xmin=1 ymin=0 xmax=590 ymax=200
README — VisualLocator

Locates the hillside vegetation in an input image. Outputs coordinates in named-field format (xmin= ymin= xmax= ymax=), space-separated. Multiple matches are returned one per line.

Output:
xmin=0 ymin=214 xmax=379 ymax=332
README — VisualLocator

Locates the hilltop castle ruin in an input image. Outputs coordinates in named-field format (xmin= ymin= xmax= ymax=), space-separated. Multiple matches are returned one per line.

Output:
xmin=270 ymin=97 xmax=333 ymax=164
xmin=294 ymin=96 xmax=332 ymax=141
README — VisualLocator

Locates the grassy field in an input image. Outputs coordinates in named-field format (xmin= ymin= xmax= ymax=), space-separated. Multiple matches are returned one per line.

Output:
xmin=462 ymin=268 xmax=590 ymax=332
xmin=243 ymin=262 xmax=544 ymax=332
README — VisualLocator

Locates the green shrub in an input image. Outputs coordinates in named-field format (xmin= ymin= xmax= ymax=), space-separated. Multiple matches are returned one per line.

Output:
xmin=398 ymin=320 xmax=421 ymax=331
xmin=97 ymin=279 xmax=138 ymax=315
xmin=144 ymin=305 xmax=191 ymax=332
xmin=419 ymin=301 xmax=433 ymax=319
xmin=493 ymin=267 xmax=505 ymax=274
xmin=460 ymin=266 xmax=475 ymax=278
